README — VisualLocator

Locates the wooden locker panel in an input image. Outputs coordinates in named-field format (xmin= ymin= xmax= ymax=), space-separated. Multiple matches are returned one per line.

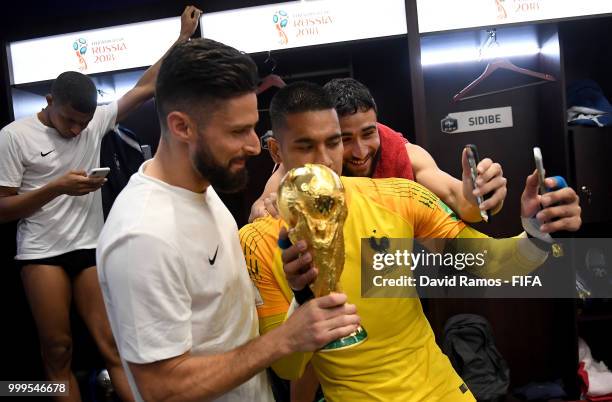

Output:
xmin=569 ymin=127 xmax=612 ymax=223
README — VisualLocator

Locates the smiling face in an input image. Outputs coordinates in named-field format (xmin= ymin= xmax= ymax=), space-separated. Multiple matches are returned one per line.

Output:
xmin=338 ymin=108 xmax=380 ymax=177
xmin=191 ymin=92 xmax=261 ymax=193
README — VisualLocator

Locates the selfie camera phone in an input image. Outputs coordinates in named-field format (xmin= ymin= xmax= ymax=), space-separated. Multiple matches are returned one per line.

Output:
xmin=532 ymin=147 xmax=548 ymax=195
xmin=465 ymin=144 xmax=489 ymax=222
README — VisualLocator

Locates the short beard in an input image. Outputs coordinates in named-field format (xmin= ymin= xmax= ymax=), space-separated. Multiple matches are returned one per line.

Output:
xmin=193 ymin=137 xmax=249 ymax=193
xmin=344 ymin=148 xmax=380 ymax=178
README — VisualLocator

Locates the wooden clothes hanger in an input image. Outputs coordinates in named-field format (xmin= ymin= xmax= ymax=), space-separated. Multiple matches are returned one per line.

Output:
xmin=453 ymin=29 xmax=556 ymax=102
xmin=257 ymin=74 xmax=286 ymax=94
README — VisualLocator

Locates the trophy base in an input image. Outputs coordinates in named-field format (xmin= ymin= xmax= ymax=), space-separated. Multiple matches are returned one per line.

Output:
xmin=320 ymin=325 xmax=367 ymax=352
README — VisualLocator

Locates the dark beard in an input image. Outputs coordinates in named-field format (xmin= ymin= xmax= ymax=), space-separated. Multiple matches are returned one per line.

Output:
xmin=193 ymin=139 xmax=249 ymax=193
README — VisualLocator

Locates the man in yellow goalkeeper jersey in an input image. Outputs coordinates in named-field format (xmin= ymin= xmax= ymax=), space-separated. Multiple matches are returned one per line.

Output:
xmin=239 ymin=82 xmax=581 ymax=402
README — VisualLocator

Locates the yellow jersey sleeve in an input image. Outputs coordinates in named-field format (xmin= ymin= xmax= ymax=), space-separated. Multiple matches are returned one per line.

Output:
xmin=342 ymin=177 xmax=547 ymax=279
xmin=239 ymin=217 xmax=312 ymax=380
xmin=344 ymin=177 xmax=467 ymax=238
xmin=455 ymin=228 xmax=549 ymax=279
xmin=239 ymin=217 xmax=290 ymax=318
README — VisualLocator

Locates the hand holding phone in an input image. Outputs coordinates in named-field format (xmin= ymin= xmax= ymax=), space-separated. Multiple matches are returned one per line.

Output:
xmin=88 ymin=167 xmax=110 ymax=179
xmin=533 ymin=147 xmax=547 ymax=195
xmin=54 ymin=169 xmax=108 ymax=196
xmin=465 ymin=144 xmax=490 ymax=222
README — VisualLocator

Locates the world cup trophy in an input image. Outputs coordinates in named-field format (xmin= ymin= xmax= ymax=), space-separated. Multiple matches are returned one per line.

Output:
xmin=277 ymin=164 xmax=367 ymax=351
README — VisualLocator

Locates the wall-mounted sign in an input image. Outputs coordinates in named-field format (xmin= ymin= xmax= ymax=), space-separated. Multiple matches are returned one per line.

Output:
xmin=441 ymin=106 xmax=513 ymax=133
xmin=200 ymin=0 xmax=407 ymax=54
xmin=7 ymin=17 xmax=180 ymax=85
xmin=418 ymin=0 xmax=612 ymax=33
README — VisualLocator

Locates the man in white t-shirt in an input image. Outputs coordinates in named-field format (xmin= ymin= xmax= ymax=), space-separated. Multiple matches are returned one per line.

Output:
xmin=97 ymin=38 xmax=361 ymax=402
xmin=0 ymin=6 xmax=202 ymax=401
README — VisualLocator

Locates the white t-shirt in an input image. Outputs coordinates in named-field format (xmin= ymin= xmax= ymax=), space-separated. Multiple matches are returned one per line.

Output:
xmin=97 ymin=162 xmax=273 ymax=402
xmin=0 ymin=103 xmax=118 ymax=260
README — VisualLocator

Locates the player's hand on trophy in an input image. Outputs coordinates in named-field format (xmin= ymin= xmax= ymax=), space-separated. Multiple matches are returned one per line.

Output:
xmin=281 ymin=293 xmax=360 ymax=353
xmin=280 ymin=227 xmax=317 ymax=291
xmin=277 ymin=165 xmax=368 ymax=350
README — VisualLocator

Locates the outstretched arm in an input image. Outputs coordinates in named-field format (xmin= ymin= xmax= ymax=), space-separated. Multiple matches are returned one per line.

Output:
xmin=409 ymin=143 xmax=507 ymax=223
xmin=116 ymin=5 xmax=202 ymax=123
xmin=453 ymin=171 xmax=582 ymax=279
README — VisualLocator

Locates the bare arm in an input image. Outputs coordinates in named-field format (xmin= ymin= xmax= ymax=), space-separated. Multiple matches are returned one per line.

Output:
xmin=129 ymin=293 xmax=359 ymax=402
xmin=130 ymin=325 xmax=290 ymax=402
xmin=409 ymin=143 xmax=475 ymax=220
xmin=116 ymin=5 xmax=202 ymax=123
xmin=408 ymin=143 xmax=506 ymax=223
xmin=0 ymin=186 xmax=57 ymax=223
xmin=0 ymin=171 xmax=106 ymax=223
xmin=248 ymin=164 xmax=286 ymax=222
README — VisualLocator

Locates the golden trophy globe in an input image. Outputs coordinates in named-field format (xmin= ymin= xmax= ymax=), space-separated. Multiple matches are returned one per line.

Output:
xmin=277 ymin=164 xmax=367 ymax=351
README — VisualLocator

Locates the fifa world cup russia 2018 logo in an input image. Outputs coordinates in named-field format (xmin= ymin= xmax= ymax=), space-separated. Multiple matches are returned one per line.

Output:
xmin=73 ymin=38 xmax=88 ymax=71
xmin=273 ymin=10 xmax=289 ymax=45
xmin=495 ymin=0 xmax=508 ymax=20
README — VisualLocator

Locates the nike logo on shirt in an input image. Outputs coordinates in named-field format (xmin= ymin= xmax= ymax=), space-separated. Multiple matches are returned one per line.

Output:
xmin=208 ymin=245 xmax=219 ymax=265
xmin=41 ymin=150 xmax=55 ymax=157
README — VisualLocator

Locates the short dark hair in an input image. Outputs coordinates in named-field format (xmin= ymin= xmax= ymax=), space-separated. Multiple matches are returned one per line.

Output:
xmin=323 ymin=78 xmax=377 ymax=117
xmin=155 ymin=38 xmax=258 ymax=130
xmin=51 ymin=71 xmax=97 ymax=114
xmin=270 ymin=81 xmax=334 ymax=134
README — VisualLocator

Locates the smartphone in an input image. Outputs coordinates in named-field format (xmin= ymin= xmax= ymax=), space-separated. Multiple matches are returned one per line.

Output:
xmin=533 ymin=147 xmax=562 ymax=251
xmin=465 ymin=144 xmax=489 ymax=222
xmin=88 ymin=167 xmax=110 ymax=179
xmin=533 ymin=147 xmax=547 ymax=195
